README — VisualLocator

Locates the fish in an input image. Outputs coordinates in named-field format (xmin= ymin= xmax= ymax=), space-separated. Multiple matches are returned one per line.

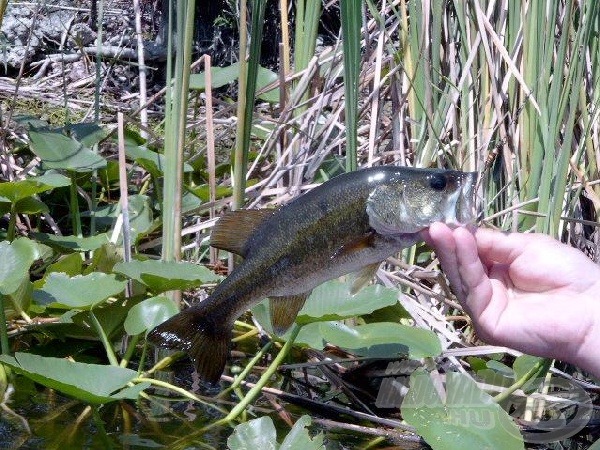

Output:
xmin=148 ymin=166 xmax=478 ymax=384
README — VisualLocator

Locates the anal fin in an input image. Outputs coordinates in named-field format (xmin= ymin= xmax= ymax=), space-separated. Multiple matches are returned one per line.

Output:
xmin=269 ymin=292 xmax=310 ymax=335
xmin=350 ymin=262 xmax=381 ymax=294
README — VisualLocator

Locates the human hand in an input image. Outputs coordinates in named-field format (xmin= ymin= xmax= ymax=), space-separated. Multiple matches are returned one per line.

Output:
xmin=422 ymin=223 xmax=600 ymax=376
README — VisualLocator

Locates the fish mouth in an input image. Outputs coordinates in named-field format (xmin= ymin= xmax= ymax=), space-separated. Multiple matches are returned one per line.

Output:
xmin=450 ymin=171 xmax=479 ymax=227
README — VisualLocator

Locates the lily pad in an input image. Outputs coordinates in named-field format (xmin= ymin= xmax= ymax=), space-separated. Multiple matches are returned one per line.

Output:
xmin=29 ymin=128 xmax=107 ymax=171
xmin=0 ymin=352 xmax=147 ymax=404
xmin=227 ymin=415 xmax=323 ymax=450
xmin=319 ymin=322 xmax=442 ymax=359
xmin=402 ymin=369 xmax=524 ymax=450
xmin=297 ymin=280 xmax=399 ymax=324
xmin=124 ymin=296 xmax=179 ymax=335
xmin=189 ymin=62 xmax=278 ymax=103
xmin=34 ymin=272 xmax=126 ymax=308
xmin=32 ymin=233 xmax=110 ymax=252
xmin=127 ymin=145 xmax=193 ymax=177
xmin=113 ymin=260 xmax=222 ymax=293
xmin=0 ymin=172 xmax=70 ymax=203
xmin=0 ymin=237 xmax=44 ymax=295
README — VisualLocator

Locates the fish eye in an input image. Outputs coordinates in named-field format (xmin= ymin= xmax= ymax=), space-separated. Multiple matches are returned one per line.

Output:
xmin=429 ymin=174 xmax=447 ymax=191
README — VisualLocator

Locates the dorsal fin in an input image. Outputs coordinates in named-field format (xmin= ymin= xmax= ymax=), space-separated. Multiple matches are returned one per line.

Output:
xmin=210 ymin=209 xmax=274 ymax=257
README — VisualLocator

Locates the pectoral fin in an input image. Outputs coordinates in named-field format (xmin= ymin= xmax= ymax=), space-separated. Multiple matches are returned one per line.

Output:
xmin=210 ymin=209 xmax=274 ymax=256
xmin=269 ymin=292 xmax=310 ymax=335
xmin=333 ymin=231 xmax=376 ymax=259
xmin=351 ymin=262 xmax=381 ymax=294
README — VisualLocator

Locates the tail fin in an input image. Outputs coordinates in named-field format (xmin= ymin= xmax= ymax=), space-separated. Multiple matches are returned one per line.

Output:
xmin=147 ymin=308 xmax=231 ymax=384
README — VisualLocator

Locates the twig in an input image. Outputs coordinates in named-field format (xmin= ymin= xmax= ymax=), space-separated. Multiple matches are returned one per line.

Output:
xmin=313 ymin=418 xmax=423 ymax=446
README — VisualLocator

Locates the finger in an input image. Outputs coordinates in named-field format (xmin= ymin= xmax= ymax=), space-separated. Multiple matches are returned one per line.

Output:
xmin=425 ymin=223 xmax=465 ymax=299
xmin=452 ymin=227 xmax=494 ymax=317
xmin=474 ymin=228 xmax=535 ymax=265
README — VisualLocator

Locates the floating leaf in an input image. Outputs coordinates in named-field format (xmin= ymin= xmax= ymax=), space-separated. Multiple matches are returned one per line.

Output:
xmin=13 ymin=196 xmax=49 ymax=214
xmin=32 ymin=233 xmax=110 ymax=252
xmin=280 ymin=415 xmax=324 ymax=450
xmin=189 ymin=62 xmax=278 ymax=102
xmin=227 ymin=415 xmax=323 ymax=450
xmin=319 ymin=322 xmax=442 ymax=359
xmin=402 ymin=369 xmax=524 ymax=450
xmin=297 ymin=280 xmax=399 ymax=324
xmin=188 ymin=184 xmax=233 ymax=202
xmin=66 ymin=122 xmax=110 ymax=147
xmin=124 ymin=296 xmax=178 ymax=335
xmin=34 ymin=272 xmax=126 ymax=308
xmin=29 ymin=128 xmax=106 ymax=171
xmin=0 ymin=173 xmax=70 ymax=203
xmin=113 ymin=260 xmax=221 ymax=293
xmin=0 ymin=238 xmax=43 ymax=295
xmin=0 ymin=352 xmax=146 ymax=404
xmin=46 ymin=253 xmax=84 ymax=277
xmin=227 ymin=416 xmax=277 ymax=450
xmin=126 ymin=145 xmax=193 ymax=177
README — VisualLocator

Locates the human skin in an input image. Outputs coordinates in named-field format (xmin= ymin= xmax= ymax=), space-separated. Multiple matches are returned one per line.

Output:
xmin=421 ymin=222 xmax=600 ymax=377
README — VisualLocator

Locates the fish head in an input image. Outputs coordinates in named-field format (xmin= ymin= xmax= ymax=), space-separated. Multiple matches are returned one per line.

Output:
xmin=366 ymin=169 xmax=478 ymax=236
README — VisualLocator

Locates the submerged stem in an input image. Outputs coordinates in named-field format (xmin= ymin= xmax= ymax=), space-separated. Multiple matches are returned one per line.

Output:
xmin=0 ymin=296 xmax=9 ymax=355
xmin=89 ymin=310 xmax=118 ymax=366
xmin=493 ymin=358 xmax=552 ymax=403
xmin=215 ymin=324 xmax=301 ymax=426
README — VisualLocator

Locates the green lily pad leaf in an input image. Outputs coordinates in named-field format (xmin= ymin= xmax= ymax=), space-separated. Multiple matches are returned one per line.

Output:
xmin=402 ymin=369 xmax=524 ymax=450
xmin=4 ymin=277 xmax=33 ymax=320
xmin=126 ymin=145 xmax=193 ymax=177
xmin=31 ymin=233 xmax=110 ymax=252
xmin=29 ymin=128 xmax=106 ymax=171
xmin=190 ymin=62 xmax=278 ymax=103
xmin=126 ymin=194 xmax=154 ymax=241
xmin=124 ymin=296 xmax=178 ymax=335
xmin=84 ymin=195 xmax=153 ymax=241
xmin=0 ymin=173 xmax=70 ymax=203
xmin=181 ymin=190 xmax=203 ymax=214
xmin=66 ymin=122 xmax=110 ymax=147
xmin=188 ymin=184 xmax=233 ymax=202
xmin=113 ymin=260 xmax=222 ymax=293
xmin=319 ymin=322 xmax=442 ymax=359
xmin=0 ymin=352 xmax=145 ymax=404
xmin=71 ymin=299 xmax=136 ymax=338
xmin=0 ymin=238 xmax=44 ymax=295
xmin=227 ymin=416 xmax=277 ymax=449
xmin=47 ymin=253 xmax=84 ymax=277
xmin=34 ymin=272 xmax=126 ymax=308
xmin=84 ymin=242 xmax=122 ymax=275
xmin=14 ymin=196 xmax=49 ymax=214
xmin=297 ymin=280 xmax=398 ymax=324
xmin=280 ymin=415 xmax=324 ymax=450
xmin=227 ymin=415 xmax=323 ymax=450
xmin=252 ymin=280 xmax=400 ymax=333
xmin=190 ymin=63 xmax=240 ymax=90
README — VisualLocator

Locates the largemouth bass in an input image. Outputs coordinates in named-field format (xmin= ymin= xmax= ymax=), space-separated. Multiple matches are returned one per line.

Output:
xmin=149 ymin=166 xmax=477 ymax=383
